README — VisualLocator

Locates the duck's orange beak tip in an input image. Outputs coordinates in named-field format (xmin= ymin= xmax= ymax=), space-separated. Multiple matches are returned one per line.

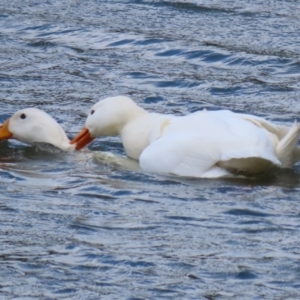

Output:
xmin=0 ymin=119 xmax=13 ymax=140
xmin=70 ymin=127 xmax=94 ymax=150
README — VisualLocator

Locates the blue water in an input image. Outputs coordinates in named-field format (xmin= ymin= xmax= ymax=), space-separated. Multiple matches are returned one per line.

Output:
xmin=1 ymin=0 xmax=300 ymax=299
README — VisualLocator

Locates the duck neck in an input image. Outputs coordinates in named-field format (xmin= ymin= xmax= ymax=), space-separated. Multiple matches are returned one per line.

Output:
xmin=119 ymin=110 xmax=160 ymax=160
xmin=58 ymin=140 xmax=76 ymax=151
xmin=47 ymin=137 xmax=74 ymax=151
xmin=48 ymin=124 xmax=75 ymax=151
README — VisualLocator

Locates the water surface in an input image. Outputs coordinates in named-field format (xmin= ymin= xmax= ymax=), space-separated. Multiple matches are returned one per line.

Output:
xmin=1 ymin=0 xmax=300 ymax=299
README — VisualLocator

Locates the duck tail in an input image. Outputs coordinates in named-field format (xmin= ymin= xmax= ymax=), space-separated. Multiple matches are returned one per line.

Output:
xmin=276 ymin=121 xmax=300 ymax=168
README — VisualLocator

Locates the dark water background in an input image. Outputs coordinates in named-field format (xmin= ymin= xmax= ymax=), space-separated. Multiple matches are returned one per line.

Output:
xmin=1 ymin=0 xmax=300 ymax=299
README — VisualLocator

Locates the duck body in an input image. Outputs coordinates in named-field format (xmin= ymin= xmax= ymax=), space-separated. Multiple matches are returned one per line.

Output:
xmin=71 ymin=96 xmax=300 ymax=178
xmin=0 ymin=108 xmax=75 ymax=151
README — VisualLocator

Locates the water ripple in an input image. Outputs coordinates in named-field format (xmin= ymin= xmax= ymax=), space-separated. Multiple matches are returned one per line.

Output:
xmin=1 ymin=0 xmax=300 ymax=299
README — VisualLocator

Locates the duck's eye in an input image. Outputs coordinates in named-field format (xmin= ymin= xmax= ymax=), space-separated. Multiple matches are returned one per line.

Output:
xmin=91 ymin=110 xmax=95 ymax=115
xmin=20 ymin=113 xmax=26 ymax=119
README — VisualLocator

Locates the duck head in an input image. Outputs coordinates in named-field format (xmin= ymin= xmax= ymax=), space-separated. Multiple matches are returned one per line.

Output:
xmin=0 ymin=108 xmax=74 ymax=151
xmin=71 ymin=96 xmax=145 ymax=150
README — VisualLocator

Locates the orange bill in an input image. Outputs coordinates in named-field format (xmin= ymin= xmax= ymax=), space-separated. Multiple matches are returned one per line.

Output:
xmin=0 ymin=119 xmax=13 ymax=140
xmin=70 ymin=127 xmax=95 ymax=150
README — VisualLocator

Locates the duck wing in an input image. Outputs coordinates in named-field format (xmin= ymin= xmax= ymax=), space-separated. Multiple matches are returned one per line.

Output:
xmin=236 ymin=113 xmax=300 ymax=167
xmin=140 ymin=111 xmax=280 ymax=178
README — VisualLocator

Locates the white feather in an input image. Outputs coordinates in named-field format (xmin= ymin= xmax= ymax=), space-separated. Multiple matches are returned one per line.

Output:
xmin=79 ymin=96 xmax=300 ymax=178
xmin=4 ymin=108 xmax=74 ymax=151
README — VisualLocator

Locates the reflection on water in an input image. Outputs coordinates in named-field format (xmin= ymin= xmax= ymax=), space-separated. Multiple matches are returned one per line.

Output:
xmin=1 ymin=0 xmax=300 ymax=299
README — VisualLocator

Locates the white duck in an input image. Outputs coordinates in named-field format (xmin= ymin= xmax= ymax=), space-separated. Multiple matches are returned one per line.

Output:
xmin=71 ymin=96 xmax=300 ymax=178
xmin=0 ymin=108 xmax=75 ymax=151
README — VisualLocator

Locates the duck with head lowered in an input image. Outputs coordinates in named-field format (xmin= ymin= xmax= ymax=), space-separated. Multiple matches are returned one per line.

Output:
xmin=0 ymin=108 xmax=75 ymax=151
xmin=71 ymin=95 xmax=300 ymax=178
